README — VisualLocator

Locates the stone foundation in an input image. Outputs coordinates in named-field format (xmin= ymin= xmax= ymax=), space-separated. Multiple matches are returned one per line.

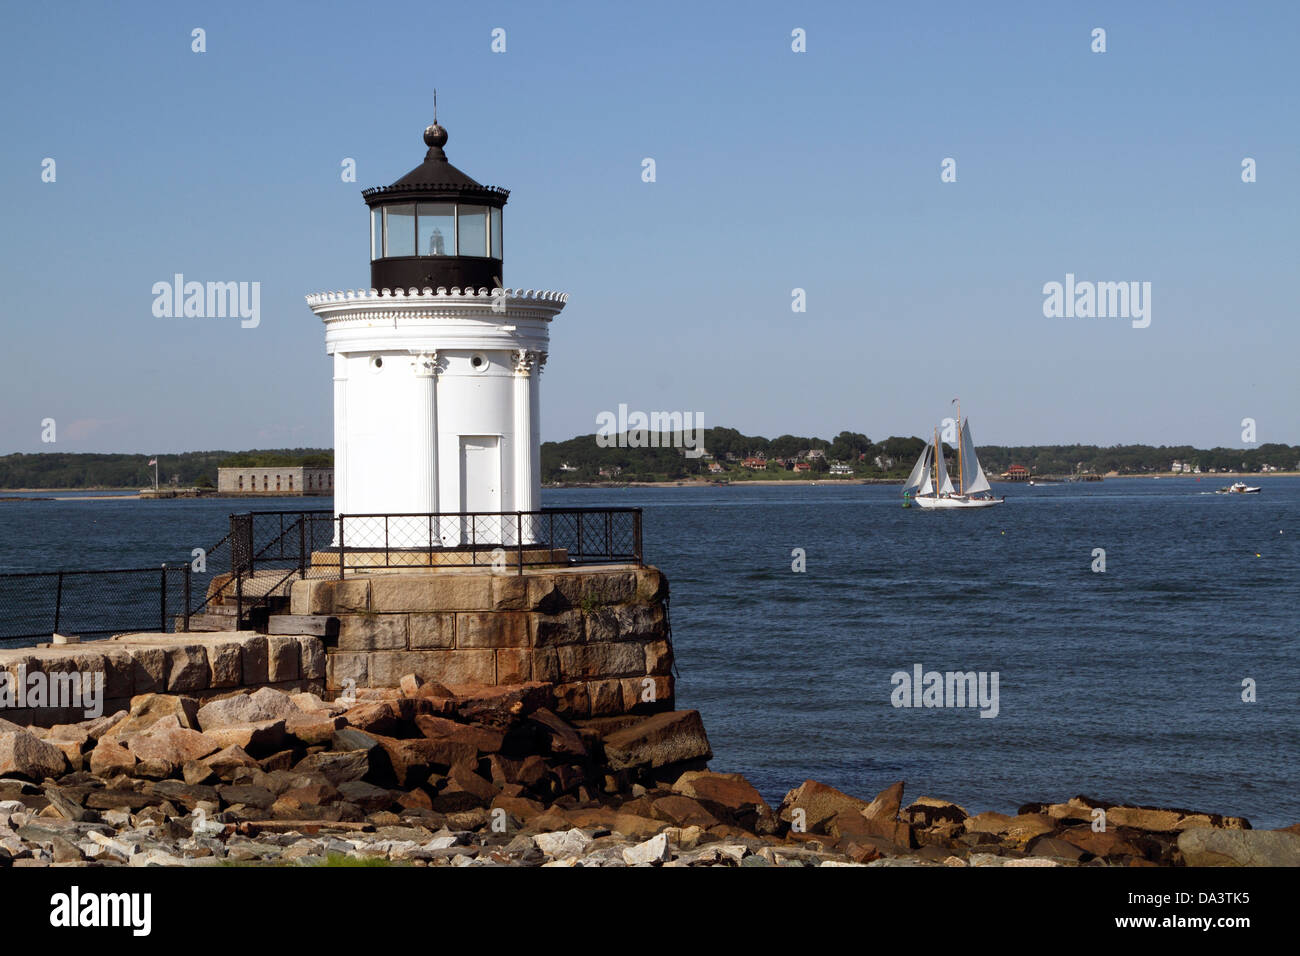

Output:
xmin=0 ymin=633 xmax=326 ymax=727
xmin=291 ymin=564 xmax=674 ymax=720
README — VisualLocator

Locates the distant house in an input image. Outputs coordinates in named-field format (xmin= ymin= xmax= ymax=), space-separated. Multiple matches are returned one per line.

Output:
xmin=741 ymin=456 xmax=767 ymax=469
xmin=874 ymin=454 xmax=895 ymax=470
xmin=598 ymin=466 xmax=623 ymax=478
xmin=829 ymin=463 xmax=851 ymax=475
xmin=707 ymin=462 xmax=725 ymax=473
xmin=559 ymin=463 xmax=579 ymax=472
xmin=801 ymin=449 xmax=826 ymax=460
xmin=1000 ymin=464 xmax=1029 ymax=481
xmin=793 ymin=462 xmax=812 ymax=473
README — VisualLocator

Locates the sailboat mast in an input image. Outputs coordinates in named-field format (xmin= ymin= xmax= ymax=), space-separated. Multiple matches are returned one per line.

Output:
xmin=933 ymin=427 xmax=939 ymax=492
xmin=955 ymin=398 xmax=964 ymax=495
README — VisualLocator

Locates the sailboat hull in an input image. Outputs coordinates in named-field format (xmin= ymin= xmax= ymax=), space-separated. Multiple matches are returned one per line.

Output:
xmin=913 ymin=495 xmax=1003 ymax=509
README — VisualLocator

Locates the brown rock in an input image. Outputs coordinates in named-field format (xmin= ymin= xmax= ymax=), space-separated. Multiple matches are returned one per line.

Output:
xmin=101 ymin=694 xmax=199 ymax=742
xmin=602 ymin=710 xmax=712 ymax=772
xmin=778 ymin=779 xmax=869 ymax=833
xmin=203 ymin=744 xmax=260 ymax=781
xmin=284 ymin=713 xmax=346 ymax=748
xmin=525 ymin=708 xmax=587 ymax=758
xmin=370 ymin=735 xmax=475 ymax=788
xmin=399 ymin=673 xmax=424 ymax=697
xmin=201 ymin=720 xmax=286 ymax=757
xmin=0 ymin=731 xmax=68 ymax=781
xmin=454 ymin=682 xmax=554 ymax=729
xmin=88 ymin=740 xmax=136 ymax=777
xmin=491 ymin=794 xmax=546 ymax=821
xmin=903 ymin=796 xmax=969 ymax=828
xmin=671 ymin=770 xmax=776 ymax=833
xmin=125 ymin=726 xmax=219 ymax=778
xmin=650 ymin=794 xmax=721 ymax=829
xmin=415 ymin=714 xmax=504 ymax=753
xmin=862 ymin=781 xmax=905 ymax=821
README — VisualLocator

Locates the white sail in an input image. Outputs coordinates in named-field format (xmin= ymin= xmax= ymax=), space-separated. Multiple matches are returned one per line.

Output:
xmin=935 ymin=439 xmax=955 ymax=496
xmin=903 ymin=444 xmax=932 ymax=495
xmin=959 ymin=420 xmax=992 ymax=496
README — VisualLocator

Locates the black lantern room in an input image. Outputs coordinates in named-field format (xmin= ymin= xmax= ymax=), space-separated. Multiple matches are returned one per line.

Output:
xmin=362 ymin=118 xmax=508 ymax=292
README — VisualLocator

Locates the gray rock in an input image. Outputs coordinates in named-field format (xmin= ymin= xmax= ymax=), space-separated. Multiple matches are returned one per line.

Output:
xmin=621 ymin=832 xmax=671 ymax=865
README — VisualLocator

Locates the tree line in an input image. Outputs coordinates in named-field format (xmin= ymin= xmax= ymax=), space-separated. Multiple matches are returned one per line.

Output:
xmin=0 ymin=449 xmax=333 ymax=490
xmin=2 ymin=434 xmax=1295 ymax=489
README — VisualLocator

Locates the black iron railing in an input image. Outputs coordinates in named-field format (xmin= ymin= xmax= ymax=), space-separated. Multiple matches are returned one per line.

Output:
xmin=335 ymin=508 xmax=643 ymax=576
xmin=0 ymin=507 xmax=642 ymax=645
xmin=0 ymin=564 xmax=191 ymax=647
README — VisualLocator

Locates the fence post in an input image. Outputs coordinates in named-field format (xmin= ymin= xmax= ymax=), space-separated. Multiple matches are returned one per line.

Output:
xmin=53 ymin=570 xmax=64 ymax=634
xmin=338 ymin=515 xmax=345 ymax=580
xmin=517 ymin=512 xmax=524 ymax=575
xmin=184 ymin=562 xmax=191 ymax=632
xmin=235 ymin=574 xmax=243 ymax=631
xmin=160 ymin=565 xmax=167 ymax=632
xmin=634 ymin=510 xmax=643 ymax=566
xmin=299 ymin=513 xmax=307 ymax=579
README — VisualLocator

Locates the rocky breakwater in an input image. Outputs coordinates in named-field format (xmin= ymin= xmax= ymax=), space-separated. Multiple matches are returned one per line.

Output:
xmin=1 ymin=680 xmax=1296 ymax=867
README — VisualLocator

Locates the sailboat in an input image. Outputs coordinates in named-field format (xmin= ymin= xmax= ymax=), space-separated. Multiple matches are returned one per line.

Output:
xmin=902 ymin=402 xmax=1004 ymax=509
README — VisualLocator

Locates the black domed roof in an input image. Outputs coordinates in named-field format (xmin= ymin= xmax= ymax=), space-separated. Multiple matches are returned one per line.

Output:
xmin=362 ymin=121 xmax=508 ymax=206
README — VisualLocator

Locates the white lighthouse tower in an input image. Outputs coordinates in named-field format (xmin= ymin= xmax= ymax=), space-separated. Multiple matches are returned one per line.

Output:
xmin=305 ymin=114 xmax=566 ymax=550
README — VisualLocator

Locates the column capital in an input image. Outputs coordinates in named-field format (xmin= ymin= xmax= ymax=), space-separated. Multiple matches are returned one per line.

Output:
xmin=410 ymin=350 xmax=441 ymax=377
xmin=513 ymin=348 xmax=540 ymax=376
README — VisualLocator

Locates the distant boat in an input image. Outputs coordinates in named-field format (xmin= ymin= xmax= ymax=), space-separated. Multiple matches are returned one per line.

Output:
xmin=1216 ymin=481 xmax=1261 ymax=495
xmin=902 ymin=404 xmax=1003 ymax=510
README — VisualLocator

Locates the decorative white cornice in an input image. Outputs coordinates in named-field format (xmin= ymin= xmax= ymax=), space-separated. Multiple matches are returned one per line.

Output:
xmin=305 ymin=287 xmax=568 ymax=307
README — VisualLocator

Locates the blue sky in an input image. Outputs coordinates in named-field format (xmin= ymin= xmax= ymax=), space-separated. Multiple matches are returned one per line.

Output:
xmin=2 ymin=0 xmax=1296 ymax=454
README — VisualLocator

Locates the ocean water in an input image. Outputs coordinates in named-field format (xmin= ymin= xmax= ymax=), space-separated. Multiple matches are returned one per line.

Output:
xmin=1 ymin=479 xmax=1296 ymax=826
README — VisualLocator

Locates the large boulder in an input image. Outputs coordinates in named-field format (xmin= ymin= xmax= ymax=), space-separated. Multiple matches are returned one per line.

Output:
xmin=0 ymin=731 xmax=68 ymax=781
xmin=602 ymin=711 xmax=712 ymax=772
xmin=125 ymin=724 xmax=219 ymax=778
xmin=201 ymin=720 xmax=286 ymax=756
xmin=862 ymin=781 xmax=905 ymax=821
xmin=671 ymin=770 xmax=776 ymax=833
xmin=1178 ymin=828 xmax=1300 ymax=867
xmin=196 ymin=688 xmax=298 ymax=731
xmin=101 ymin=695 xmax=199 ymax=742
xmin=778 ymin=779 xmax=868 ymax=833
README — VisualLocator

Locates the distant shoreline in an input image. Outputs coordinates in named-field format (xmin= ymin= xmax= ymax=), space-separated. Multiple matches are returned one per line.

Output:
xmin=2 ymin=471 xmax=1296 ymax=496
xmin=548 ymin=471 xmax=1300 ymax=489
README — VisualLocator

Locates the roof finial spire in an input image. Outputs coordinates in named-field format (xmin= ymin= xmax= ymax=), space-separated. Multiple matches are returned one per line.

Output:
xmin=424 ymin=91 xmax=448 ymax=152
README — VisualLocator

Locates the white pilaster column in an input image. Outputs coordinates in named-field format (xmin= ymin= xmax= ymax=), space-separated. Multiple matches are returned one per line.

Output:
xmin=513 ymin=349 xmax=537 ymax=542
xmin=410 ymin=352 xmax=439 ymax=535
xmin=332 ymin=352 xmax=348 ymax=546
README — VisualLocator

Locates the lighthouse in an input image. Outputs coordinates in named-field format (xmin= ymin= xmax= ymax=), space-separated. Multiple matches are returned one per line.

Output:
xmin=306 ymin=114 xmax=567 ymax=550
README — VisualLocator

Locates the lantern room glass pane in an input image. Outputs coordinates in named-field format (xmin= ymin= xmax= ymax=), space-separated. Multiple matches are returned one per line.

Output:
xmin=457 ymin=205 xmax=488 ymax=258
xmin=417 ymin=203 xmax=455 ymax=256
xmin=371 ymin=208 xmax=383 ymax=259
xmin=490 ymin=207 xmax=502 ymax=258
xmin=384 ymin=204 xmax=415 ymax=257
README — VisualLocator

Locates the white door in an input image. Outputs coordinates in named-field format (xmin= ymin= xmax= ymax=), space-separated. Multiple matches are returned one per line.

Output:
xmin=459 ymin=436 xmax=501 ymax=513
